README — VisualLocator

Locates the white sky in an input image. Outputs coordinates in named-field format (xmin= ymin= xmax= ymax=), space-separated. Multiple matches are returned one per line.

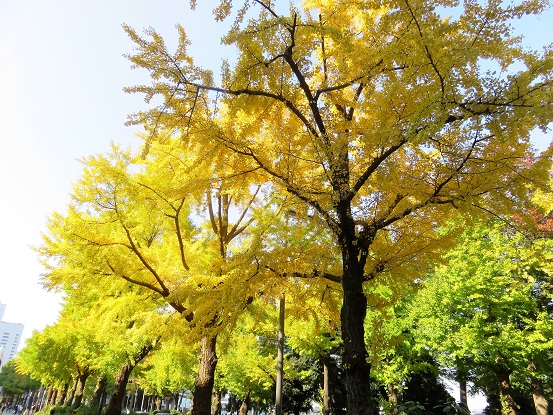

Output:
xmin=0 ymin=2 xmax=551 ymax=411
xmin=0 ymin=0 xmax=227 ymax=339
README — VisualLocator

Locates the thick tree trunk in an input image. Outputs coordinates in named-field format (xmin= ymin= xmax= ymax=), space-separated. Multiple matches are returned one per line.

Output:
xmin=191 ymin=335 xmax=218 ymax=415
xmin=530 ymin=375 xmax=549 ymax=415
xmin=340 ymin=246 xmax=373 ymax=415
xmin=91 ymin=374 xmax=107 ymax=408
xmin=73 ymin=372 xmax=89 ymax=409
xmin=498 ymin=369 xmax=517 ymax=415
xmin=105 ymin=362 xmax=133 ymax=415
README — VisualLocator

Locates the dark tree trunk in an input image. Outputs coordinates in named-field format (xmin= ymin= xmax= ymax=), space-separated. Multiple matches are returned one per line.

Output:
xmin=91 ymin=374 xmax=107 ymax=408
xmin=340 ymin=243 xmax=372 ymax=415
xmin=105 ymin=362 xmax=133 ymax=415
xmin=191 ymin=335 xmax=218 ymax=415
xmin=459 ymin=377 xmax=468 ymax=406
xmin=105 ymin=341 xmax=155 ymax=415
xmin=73 ymin=372 xmax=90 ymax=409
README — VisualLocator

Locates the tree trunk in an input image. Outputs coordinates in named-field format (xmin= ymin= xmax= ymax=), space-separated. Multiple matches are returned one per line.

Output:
xmin=56 ymin=384 xmax=68 ymax=406
xmin=73 ymin=372 xmax=89 ymax=409
xmin=105 ymin=362 xmax=133 ymax=415
xmin=91 ymin=374 xmax=107 ymax=408
xmin=191 ymin=335 xmax=218 ymax=415
xmin=65 ymin=377 xmax=78 ymax=407
xmin=228 ymin=394 xmax=237 ymax=415
xmin=322 ymin=358 xmax=330 ymax=415
xmin=387 ymin=384 xmax=399 ymax=414
xmin=46 ymin=389 xmax=56 ymax=406
xmin=459 ymin=378 xmax=468 ymax=406
xmin=498 ymin=368 xmax=517 ymax=415
xmin=530 ymin=375 xmax=549 ymax=415
xmin=211 ymin=390 xmax=222 ymax=415
xmin=238 ymin=391 xmax=250 ymax=415
xmin=340 ymin=243 xmax=373 ymax=415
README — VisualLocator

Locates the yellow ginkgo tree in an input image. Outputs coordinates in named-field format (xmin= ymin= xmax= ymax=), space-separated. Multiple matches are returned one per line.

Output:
xmin=122 ymin=0 xmax=553 ymax=413
xmin=38 ymin=138 xmax=278 ymax=415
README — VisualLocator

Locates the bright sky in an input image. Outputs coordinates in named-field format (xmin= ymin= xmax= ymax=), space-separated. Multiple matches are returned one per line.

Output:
xmin=0 ymin=2 xmax=551 ymax=411
xmin=0 ymin=0 xmax=228 ymax=341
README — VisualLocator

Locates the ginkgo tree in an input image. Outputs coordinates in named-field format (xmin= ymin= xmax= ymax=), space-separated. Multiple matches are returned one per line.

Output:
xmin=122 ymin=0 xmax=553 ymax=413
xmin=37 ymin=138 xmax=281 ymax=415
xmin=410 ymin=217 xmax=553 ymax=415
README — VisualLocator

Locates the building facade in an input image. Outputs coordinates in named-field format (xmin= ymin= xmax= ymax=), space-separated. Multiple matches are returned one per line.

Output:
xmin=0 ymin=303 xmax=24 ymax=369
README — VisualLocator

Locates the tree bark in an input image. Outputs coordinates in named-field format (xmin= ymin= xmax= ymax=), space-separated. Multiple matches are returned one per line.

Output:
xmin=211 ymin=390 xmax=222 ymax=415
xmin=91 ymin=374 xmax=107 ymax=408
xmin=530 ymin=375 xmax=549 ymax=415
xmin=238 ymin=391 xmax=250 ymax=415
xmin=387 ymin=384 xmax=399 ymax=414
xmin=47 ymin=388 xmax=56 ymax=406
xmin=73 ymin=372 xmax=90 ymax=408
xmin=497 ymin=368 xmax=517 ymax=415
xmin=340 ymin=243 xmax=373 ymax=415
xmin=459 ymin=379 xmax=468 ymax=406
xmin=322 ymin=359 xmax=330 ymax=415
xmin=65 ymin=377 xmax=78 ymax=407
xmin=105 ymin=362 xmax=133 ymax=415
xmin=56 ymin=384 xmax=68 ymax=406
xmin=191 ymin=335 xmax=218 ymax=415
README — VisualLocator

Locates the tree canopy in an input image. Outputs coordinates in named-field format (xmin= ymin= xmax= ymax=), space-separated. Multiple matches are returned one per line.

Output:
xmin=121 ymin=1 xmax=553 ymax=413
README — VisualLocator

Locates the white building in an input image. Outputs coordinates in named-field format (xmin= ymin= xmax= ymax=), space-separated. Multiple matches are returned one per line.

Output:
xmin=0 ymin=303 xmax=24 ymax=370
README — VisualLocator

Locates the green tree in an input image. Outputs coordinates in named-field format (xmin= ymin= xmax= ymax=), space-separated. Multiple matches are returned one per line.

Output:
xmin=0 ymin=360 xmax=40 ymax=399
xmin=281 ymin=352 xmax=321 ymax=415
xmin=412 ymin=218 xmax=553 ymax=415
xmin=123 ymin=1 xmax=553 ymax=413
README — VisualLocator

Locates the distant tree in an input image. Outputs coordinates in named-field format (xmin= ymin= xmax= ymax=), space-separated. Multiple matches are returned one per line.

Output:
xmin=282 ymin=352 xmax=320 ymax=415
xmin=0 ymin=360 xmax=40 ymax=397
xmin=412 ymin=218 xmax=553 ymax=415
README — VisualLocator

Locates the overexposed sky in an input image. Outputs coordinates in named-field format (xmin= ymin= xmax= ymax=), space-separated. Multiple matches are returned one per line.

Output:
xmin=0 ymin=0 xmax=551 ymax=365
xmin=0 ymin=0 xmax=228 ymax=342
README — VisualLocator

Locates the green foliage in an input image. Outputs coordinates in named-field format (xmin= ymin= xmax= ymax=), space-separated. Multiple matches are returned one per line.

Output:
xmin=411 ymin=216 xmax=553 ymax=406
xmin=46 ymin=405 xmax=77 ymax=415
xmin=436 ymin=399 xmax=470 ymax=415
xmin=282 ymin=352 xmax=320 ymax=415
xmin=0 ymin=360 xmax=40 ymax=396
xmin=75 ymin=404 xmax=100 ymax=415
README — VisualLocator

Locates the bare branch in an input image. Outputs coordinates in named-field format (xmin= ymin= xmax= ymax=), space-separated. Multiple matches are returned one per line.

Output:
xmin=227 ymin=185 xmax=261 ymax=242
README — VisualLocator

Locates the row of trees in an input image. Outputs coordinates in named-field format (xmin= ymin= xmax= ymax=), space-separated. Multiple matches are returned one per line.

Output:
xmin=3 ymin=1 xmax=553 ymax=415
xmin=6 ymin=208 xmax=552 ymax=415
